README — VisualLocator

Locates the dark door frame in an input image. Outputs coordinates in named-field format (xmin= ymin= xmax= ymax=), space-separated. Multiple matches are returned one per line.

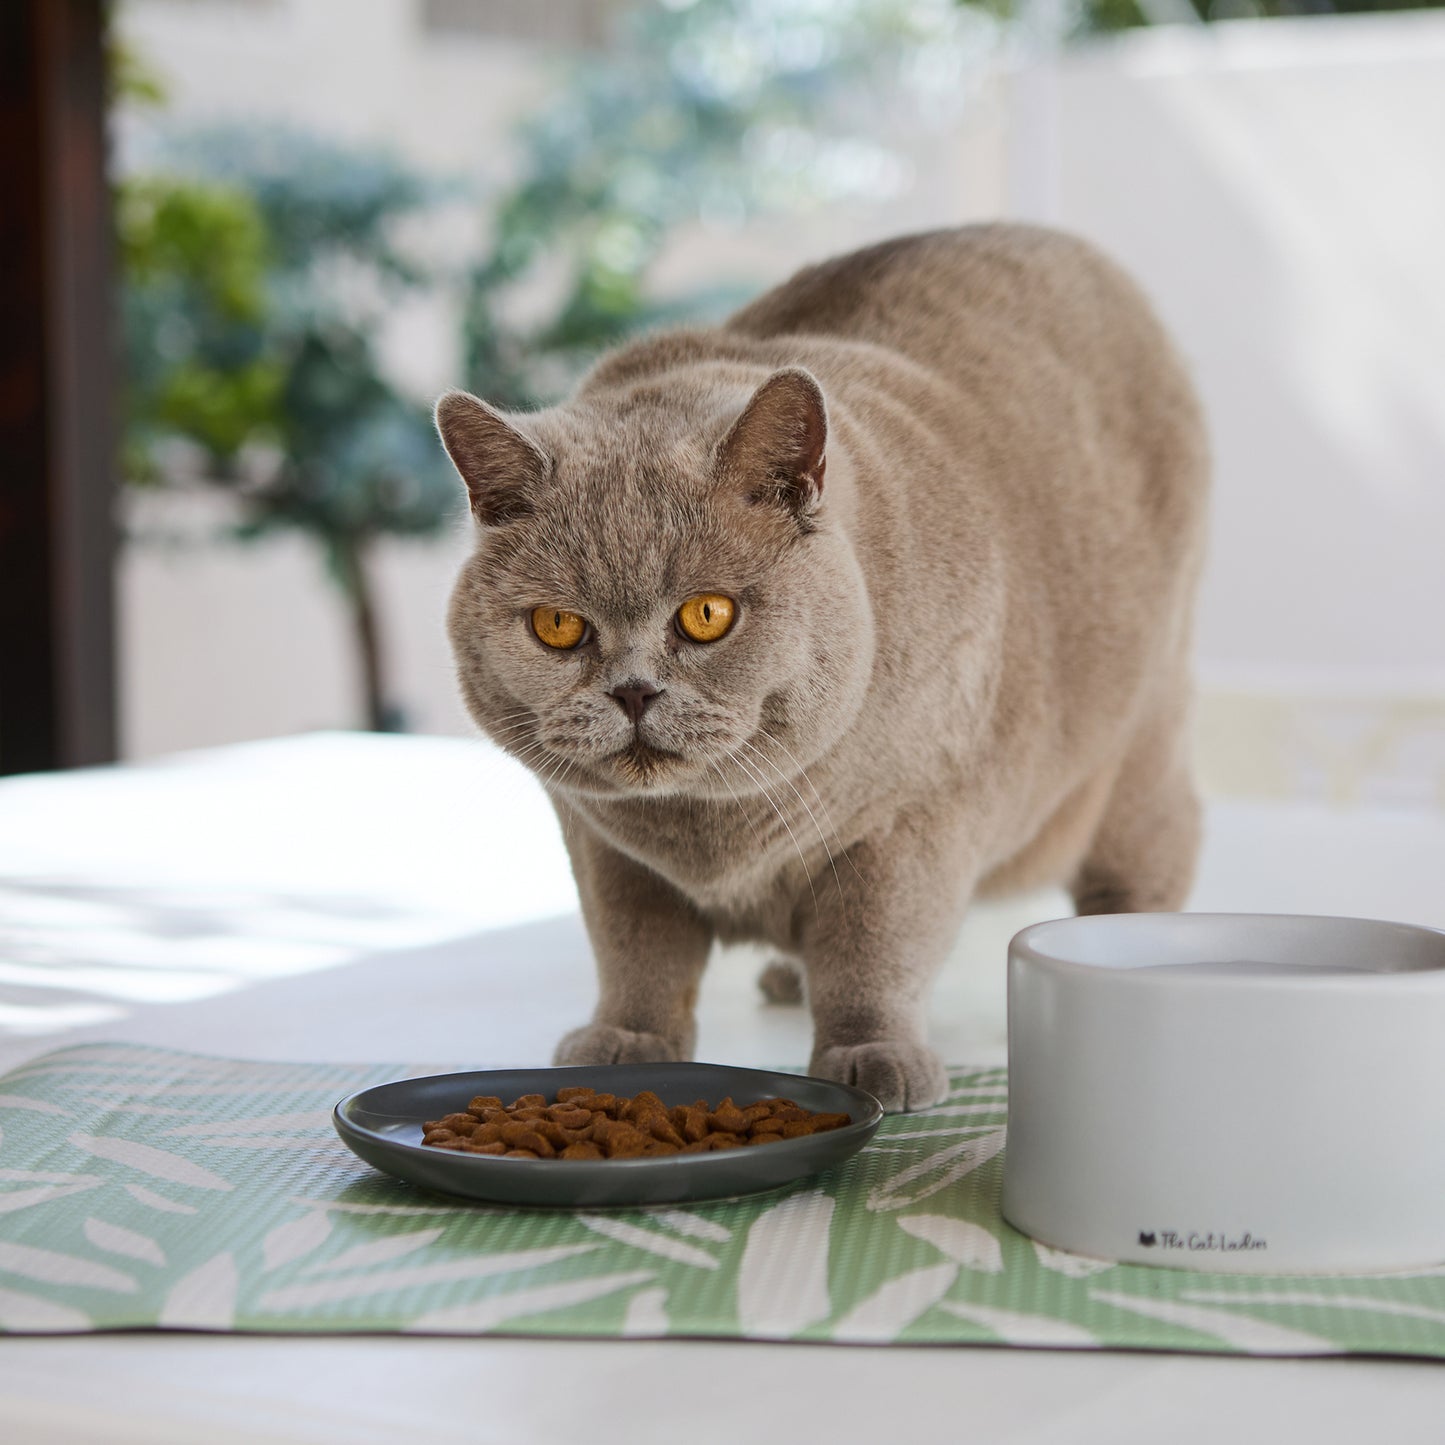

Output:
xmin=0 ymin=0 xmax=118 ymax=774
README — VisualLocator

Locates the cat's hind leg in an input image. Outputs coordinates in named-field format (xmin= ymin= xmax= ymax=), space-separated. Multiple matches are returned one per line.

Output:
xmin=1070 ymin=698 xmax=1201 ymax=915
xmin=756 ymin=957 xmax=805 ymax=1004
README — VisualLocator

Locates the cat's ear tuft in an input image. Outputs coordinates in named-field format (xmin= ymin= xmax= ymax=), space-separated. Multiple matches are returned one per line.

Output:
xmin=434 ymin=390 xmax=552 ymax=526
xmin=716 ymin=367 xmax=827 ymax=527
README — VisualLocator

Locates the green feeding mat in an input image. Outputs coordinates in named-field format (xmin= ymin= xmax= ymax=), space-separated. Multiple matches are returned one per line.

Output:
xmin=1 ymin=1043 xmax=1442 ymax=1355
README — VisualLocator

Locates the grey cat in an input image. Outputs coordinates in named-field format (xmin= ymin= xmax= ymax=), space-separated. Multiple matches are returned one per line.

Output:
xmin=437 ymin=224 xmax=1207 ymax=1112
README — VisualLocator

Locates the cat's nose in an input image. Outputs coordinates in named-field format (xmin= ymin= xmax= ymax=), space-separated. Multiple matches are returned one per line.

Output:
xmin=609 ymin=681 xmax=661 ymax=726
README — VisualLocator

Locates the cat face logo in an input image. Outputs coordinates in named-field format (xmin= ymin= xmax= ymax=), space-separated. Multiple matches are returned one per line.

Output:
xmin=1138 ymin=1231 xmax=1157 ymax=1247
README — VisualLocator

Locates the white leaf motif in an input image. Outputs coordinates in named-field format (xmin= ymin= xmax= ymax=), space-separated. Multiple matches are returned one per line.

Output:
xmin=1091 ymin=1290 xmax=1341 ymax=1354
xmin=939 ymin=1301 xmax=1099 ymax=1348
xmin=0 ymin=1285 xmax=92 ymax=1332
xmin=646 ymin=1209 xmax=732 ymax=1243
xmin=123 ymin=1183 xmax=197 ymax=1215
xmin=263 ymin=1211 xmax=334 ymax=1271
xmin=68 ymin=1133 xmax=233 ymax=1192
xmin=1182 ymin=1290 xmax=1445 ymax=1328
xmin=404 ymin=1271 xmax=655 ymax=1333
xmin=0 ymin=1168 xmax=102 ymax=1184
xmin=737 ymin=1190 xmax=834 ymax=1336
xmin=1031 ymin=1239 xmax=1114 ymax=1278
xmin=159 ymin=1252 xmax=238 ymax=1330
xmin=259 ymin=1243 xmax=599 ymax=1311
xmin=304 ymin=1228 xmax=444 ymax=1275
xmin=866 ymin=1128 xmax=1007 ymax=1212
xmin=0 ymin=1181 xmax=102 ymax=1215
xmin=83 ymin=1217 xmax=166 ymax=1266
xmin=914 ymin=1103 xmax=1010 ymax=1118
xmin=0 ymin=1093 xmax=68 ymax=1116
xmin=165 ymin=1110 xmax=332 ymax=1137
xmin=898 ymin=1215 xmax=1004 ymax=1273
xmin=0 ymin=1240 xmax=137 ymax=1294
xmin=833 ymin=1263 xmax=959 ymax=1343
xmin=577 ymin=1216 xmax=719 ymax=1270
xmin=621 ymin=1285 xmax=670 ymax=1336
xmin=288 ymin=1198 xmax=466 ymax=1216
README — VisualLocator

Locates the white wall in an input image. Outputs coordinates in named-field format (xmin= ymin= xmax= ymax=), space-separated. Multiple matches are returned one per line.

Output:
xmin=1017 ymin=12 xmax=1445 ymax=690
xmin=1011 ymin=13 xmax=1445 ymax=807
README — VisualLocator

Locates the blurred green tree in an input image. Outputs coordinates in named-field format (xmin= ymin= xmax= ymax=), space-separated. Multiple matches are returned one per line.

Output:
xmin=119 ymin=130 xmax=457 ymax=731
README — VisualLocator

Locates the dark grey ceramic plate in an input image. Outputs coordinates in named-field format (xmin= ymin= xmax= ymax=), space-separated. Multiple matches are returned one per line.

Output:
xmin=333 ymin=1062 xmax=883 ymax=1207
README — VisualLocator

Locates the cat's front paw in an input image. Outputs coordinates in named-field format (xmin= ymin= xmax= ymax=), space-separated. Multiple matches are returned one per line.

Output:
xmin=553 ymin=1023 xmax=686 ymax=1067
xmin=810 ymin=1040 xmax=948 ymax=1113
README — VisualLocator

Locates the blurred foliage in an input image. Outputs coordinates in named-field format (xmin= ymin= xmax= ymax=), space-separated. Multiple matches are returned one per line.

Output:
xmin=1027 ymin=0 xmax=1443 ymax=34
xmin=117 ymin=127 xmax=461 ymax=728
xmin=465 ymin=0 xmax=994 ymax=400
xmin=119 ymin=129 xmax=455 ymax=546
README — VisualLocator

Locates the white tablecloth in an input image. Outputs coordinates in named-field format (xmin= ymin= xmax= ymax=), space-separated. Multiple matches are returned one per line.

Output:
xmin=1 ymin=733 xmax=1442 ymax=1443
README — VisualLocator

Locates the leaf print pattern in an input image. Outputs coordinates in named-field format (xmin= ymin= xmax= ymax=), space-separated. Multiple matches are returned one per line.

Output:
xmin=1090 ymin=1290 xmax=1341 ymax=1354
xmin=1030 ymin=1240 xmax=1115 ymax=1278
xmin=0 ymin=1286 xmax=92 ymax=1332
xmin=898 ymin=1215 xmax=1004 ymax=1273
xmin=646 ymin=1209 xmax=732 ymax=1244
xmin=160 ymin=1252 xmax=237 ymax=1330
xmin=83 ymin=1217 xmax=166 ymax=1267
xmin=257 ymin=1244 xmax=601 ymax=1312
xmin=833 ymin=1263 xmax=960 ymax=1342
xmin=303 ymin=1228 xmax=445 ymax=1275
xmin=0 ymin=1240 xmax=138 ymax=1294
xmin=0 ymin=1045 xmax=1439 ymax=1358
xmin=736 ymin=1190 xmax=834 ymax=1336
xmin=866 ymin=1127 xmax=1008 ymax=1212
xmin=622 ymin=1286 xmax=670 ymax=1336
xmin=576 ymin=1216 xmax=719 ymax=1270
xmin=67 ymin=1133 xmax=233 ymax=1191
xmin=404 ymin=1272 xmax=656 ymax=1334
xmin=0 ymin=1181 xmax=103 ymax=1215
xmin=262 ymin=1210 xmax=334 ymax=1271
xmin=122 ymin=1182 xmax=197 ymax=1215
xmin=938 ymin=1301 xmax=1099 ymax=1348
xmin=0 ymin=1093 xmax=69 ymax=1117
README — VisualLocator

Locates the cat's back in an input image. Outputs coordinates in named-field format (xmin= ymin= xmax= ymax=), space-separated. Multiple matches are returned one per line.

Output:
xmin=728 ymin=223 xmax=1206 ymax=562
xmin=724 ymin=223 xmax=1157 ymax=370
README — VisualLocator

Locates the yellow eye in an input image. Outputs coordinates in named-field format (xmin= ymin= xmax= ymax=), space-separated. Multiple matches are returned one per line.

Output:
xmin=676 ymin=594 xmax=736 ymax=643
xmin=532 ymin=607 xmax=588 ymax=649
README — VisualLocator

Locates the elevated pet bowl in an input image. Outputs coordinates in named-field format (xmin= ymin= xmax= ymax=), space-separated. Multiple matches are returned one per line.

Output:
xmin=1001 ymin=913 xmax=1445 ymax=1274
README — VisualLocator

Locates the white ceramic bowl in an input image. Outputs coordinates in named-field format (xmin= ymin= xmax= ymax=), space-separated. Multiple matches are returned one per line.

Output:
xmin=1001 ymin=913 xmax=1445 ymax=1274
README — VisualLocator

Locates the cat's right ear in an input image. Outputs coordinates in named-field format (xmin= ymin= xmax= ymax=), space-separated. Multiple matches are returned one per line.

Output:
xmin=434 ymin=390 xmax=552 ymax=526
xmin=715 ymin=367 xmax=827 ymax=530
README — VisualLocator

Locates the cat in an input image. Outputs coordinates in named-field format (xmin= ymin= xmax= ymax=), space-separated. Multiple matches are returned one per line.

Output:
xmin=437 ymin=224 xmax=1207 ymax=1112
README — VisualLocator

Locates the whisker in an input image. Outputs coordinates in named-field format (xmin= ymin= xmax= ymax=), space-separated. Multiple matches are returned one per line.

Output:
xmin=726 ymin=749 xmax=818 ymax=918
xmin=755 ymin=728 xmax=867 ymax=887
xmin=739 ymin=737 xmax=844 ymax=902
xmin=705 ymin=760 xmax=767 ymax=859
xmin=488 ymin=717 xmax=542 ymax=742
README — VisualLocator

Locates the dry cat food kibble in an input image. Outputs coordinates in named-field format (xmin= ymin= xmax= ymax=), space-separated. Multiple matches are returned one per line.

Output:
xmin=420 ymin=1087 xmax=852 ymax=1159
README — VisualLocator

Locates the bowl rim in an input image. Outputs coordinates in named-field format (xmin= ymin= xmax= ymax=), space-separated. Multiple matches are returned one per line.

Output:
xmin=1009 ymin=911 xmax=1445 ymax=991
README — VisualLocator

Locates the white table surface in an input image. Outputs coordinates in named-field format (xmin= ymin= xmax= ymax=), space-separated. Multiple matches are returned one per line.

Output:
xmin=1 ymin=732 xmax=1442 ymax=1443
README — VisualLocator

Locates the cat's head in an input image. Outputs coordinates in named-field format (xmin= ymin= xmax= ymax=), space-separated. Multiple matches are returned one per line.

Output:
xmin=439 ymin=366 xmax=874 ymax=800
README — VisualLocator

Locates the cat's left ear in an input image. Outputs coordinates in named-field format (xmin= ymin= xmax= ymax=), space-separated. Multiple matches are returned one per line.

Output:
xmin=716 ymin=367 xmax=827 ymax=527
